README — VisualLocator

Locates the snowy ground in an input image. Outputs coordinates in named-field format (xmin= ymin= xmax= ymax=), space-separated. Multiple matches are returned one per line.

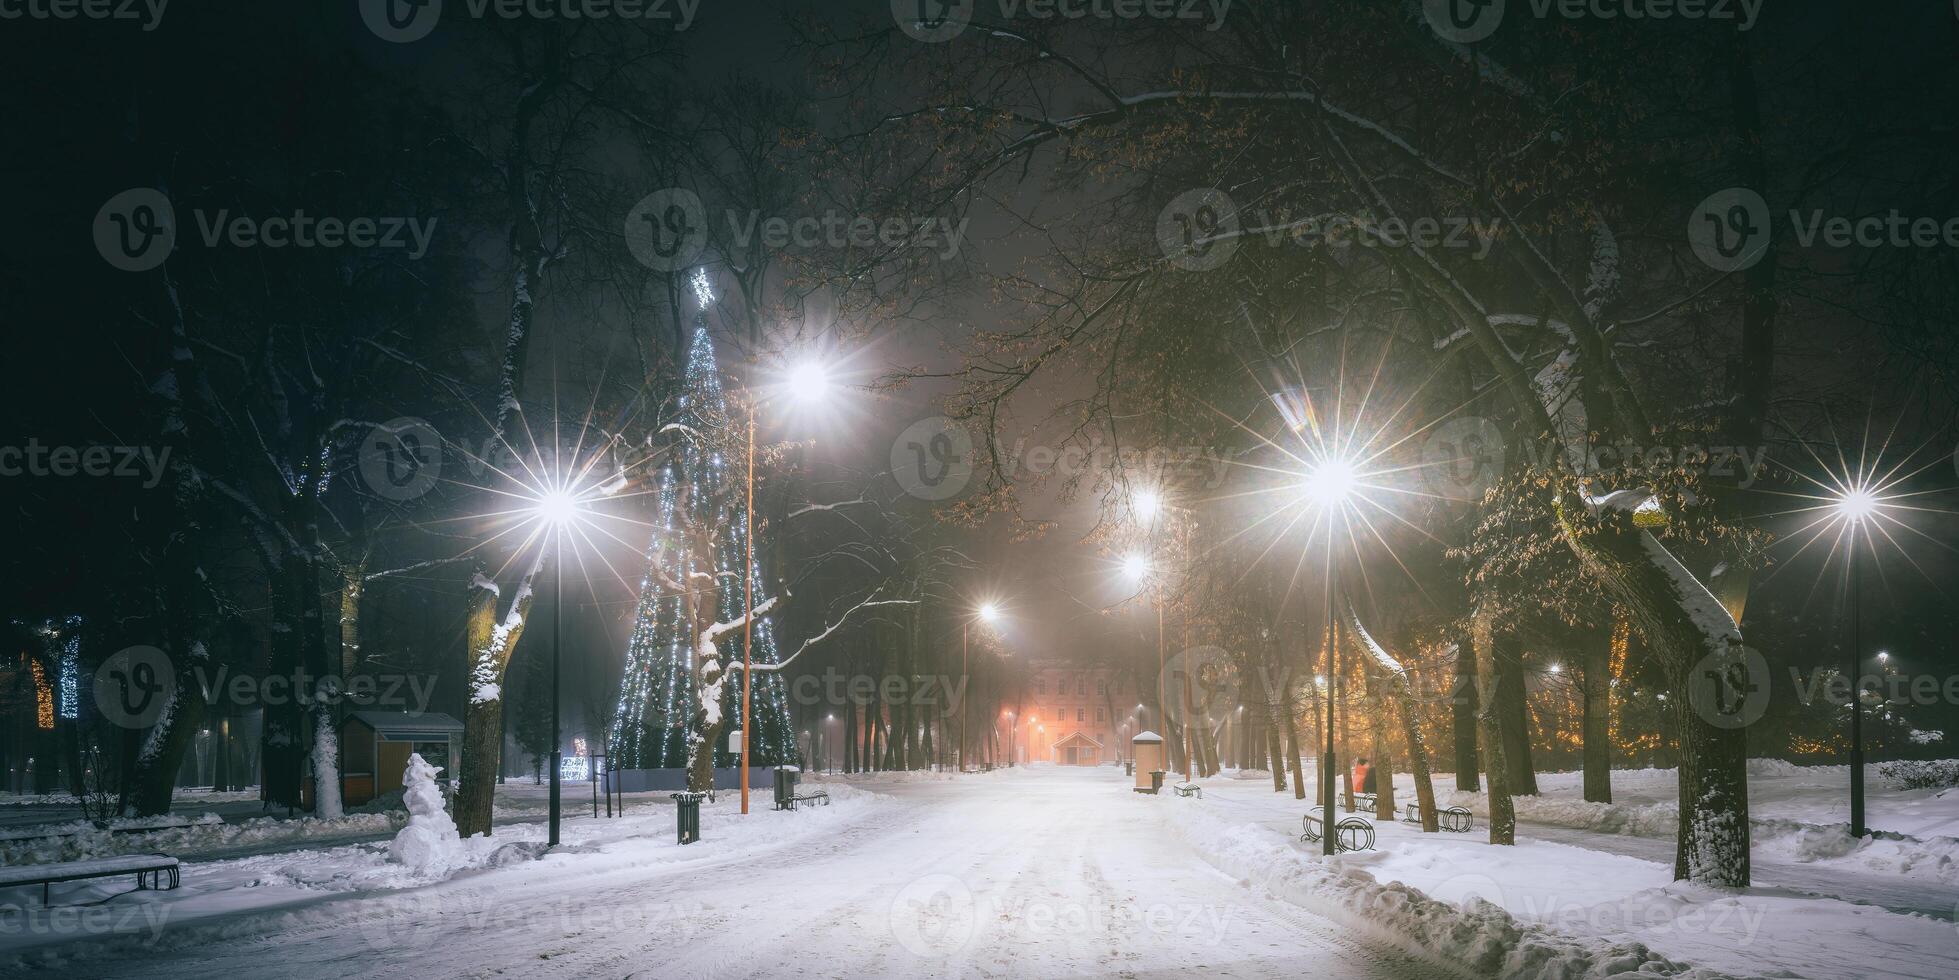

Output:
xmin=1 ymin=768 xmax=1466 ymax=980
xmin=4 ymin=764 xmax=1953 ymax=978
xmin=1198 ymin=763 xmax=1959 ymax=980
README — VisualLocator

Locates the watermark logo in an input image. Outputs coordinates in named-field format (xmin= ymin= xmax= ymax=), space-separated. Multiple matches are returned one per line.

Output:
xmin=1001 ymin=438 xmax=1229 ymax=490
xmin=1423 ymin=0 xmax=1503 ymax=43
xmin=625 ymin=188 xmax=969 ymax=269
xmin=1420 ymin=416 xmax=1506 ymax=502
xmin=1424 ymin=0 xmax=1760 ymax=41
xmin=94 ymin=189 xmax=437 ymax=270
xmin=889 ymin=873 xmax=978 ymax=957
xmin=1156 ymin=188 xmax=1240 ymax=272
xmin=1159 ymin=646 xmax=1240 ymax=729
xmin=360 ymin=0 xmax=699 ymax=42
xmin=1688 ymin=187 xmax=1771 ymax=273
xmin=94 ymin=188 xmax=176 ymax=272
xmin=94 ymin=646 xmax=175 ymax=729
xmin=359 ymin=417 xmax=444 ymax=501
xmin=893 ymin=0 xmax=1229 ymax=41
xmin=625 ymin=188 xmax=709 ymax=272
xmin=1 ymin=0 xmax=168 ymax=30
xmin=359 ymin=0 xmax=442 ymax=42
xmin=892 ymin=416 xmax=975 ymax=501
xmin=893 ymin=0 xmax=973 ymax=42
xmin=1687 ymin=644 xmax=1769 ymax=729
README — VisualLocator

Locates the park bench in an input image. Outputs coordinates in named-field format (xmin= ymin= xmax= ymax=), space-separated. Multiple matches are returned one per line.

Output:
xmin=1396 ymin=802 xmax=1475 ymax=833
xmin=1354 ymin=792 xmax=1376 ymax=810
xmin=1299 ymin=807 xmax=1376 ymax=851
xmin=1173 ymin=783 xmax=1202 ymax=798
xmin=0 ymin=853 xmax=180 ymax=906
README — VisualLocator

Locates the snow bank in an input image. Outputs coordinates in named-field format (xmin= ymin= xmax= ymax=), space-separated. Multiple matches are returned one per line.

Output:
xmin=0 ymin=811 xmax=403 ymax=867
xmin=1160 ymin=803 xmax=1746 ymax=980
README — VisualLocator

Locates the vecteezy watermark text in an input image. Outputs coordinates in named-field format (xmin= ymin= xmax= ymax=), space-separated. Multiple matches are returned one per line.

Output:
xmin=94 ymin=188 xmax=438 ymax=271
xmin=0 ymin=0 xmax=167 ymax=30
xmin=360 ymin=0 xmax=700 ymax=43
xmin=625 ymin=188 xmax=967 ymax=271
xmin=893 ymin=0 xmax=1232 ymax=43
xmin=0 ymin=440 xmax=171 ymax=487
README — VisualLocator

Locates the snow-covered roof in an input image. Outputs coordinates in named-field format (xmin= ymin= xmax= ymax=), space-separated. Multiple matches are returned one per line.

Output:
xmin=1131 ymin=731 xmax=1163 ymax=743
xmin=348 ymin=711 xmax=463 ymax=736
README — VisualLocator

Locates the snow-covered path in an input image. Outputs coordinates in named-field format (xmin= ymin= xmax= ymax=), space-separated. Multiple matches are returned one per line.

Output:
xmin=15 ymin=768 xmax=1459 ymax=980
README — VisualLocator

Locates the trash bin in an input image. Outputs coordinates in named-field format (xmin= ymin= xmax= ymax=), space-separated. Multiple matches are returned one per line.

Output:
xmin=1132 ymin=732 xmax=1165 ymax=793
xmin=1150 ymin=770 xmax=1166 ymax=794
xmin=671 ymin=791 xmax=706 ymax=844
xmin=773 ymin=767 xmax=798 ymax=811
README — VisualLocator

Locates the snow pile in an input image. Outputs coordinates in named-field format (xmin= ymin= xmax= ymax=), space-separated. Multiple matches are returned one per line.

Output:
xmin=1877 ymin=759 xmax=1959 ymax=790
xmin=0 ymin=811 xmax=401 ymax=867
xmin=387 ymin=753 xmax=463 ymax=871
xmin=1159 ymin=803 xmax=1744 ymax=980
xmin=1439 ymin=787 xmax=1681 ymax=839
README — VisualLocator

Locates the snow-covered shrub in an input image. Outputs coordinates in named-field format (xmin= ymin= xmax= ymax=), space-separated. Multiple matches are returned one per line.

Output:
xmin=1877 ymin=759 xmax=1959 ymax=790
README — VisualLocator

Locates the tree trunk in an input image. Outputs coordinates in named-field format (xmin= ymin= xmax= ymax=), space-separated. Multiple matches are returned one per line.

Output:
xmin=1279 ymin=682 xmax=1307 ymax=801
xmin=1582 ymin=624 xmax=1616 ymax=804
xmin=455 ymin=566 xmax=539 ymax=837
xmin=1496 ymin=646 xmax=1538 ymax=795
xmin=1452 ymin=642 xmax=1480 ymax=791
xmin=1557 ymin=503 xmax=1751 ymax=886
xmin=1265 ymin=711 xmax=1286 ymax=792
xmin=1368 ymin=673 xmax=1396 ymax=821
xmin=1472 ymin=611 xmax=1515 ymax=845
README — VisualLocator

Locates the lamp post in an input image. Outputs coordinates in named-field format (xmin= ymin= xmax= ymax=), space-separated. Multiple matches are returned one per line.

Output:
xmin=1298 ymin=454 xmax=1360 ymax=855
xmin=530 ymin=489 xmax=582 ymax=848
xmin=1836 ymin=485 xmax=1877 ymax=838
xmin=739 ymin=359 xmax=832 ymax=815
xmin=961 ymin=603 xmax=1001 ymax=773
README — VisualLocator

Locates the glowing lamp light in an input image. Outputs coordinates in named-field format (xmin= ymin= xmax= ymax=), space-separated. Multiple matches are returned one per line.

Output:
xmin=978 ymin=602 xmax=1001 ymax=623
xmin=1300 ymin=456 xmax=1359 ymax=508
xmin=1547 ymin=663 xmax=1563 ymax=675
xmin=1133 ymin=490 xmax=1162 ymax=522
xmin=1122 ymin=555 xmax=1151 ymax=581
xmin=534 ymin=489 xmax=581 ymax=527
xmin=787 ymin=361 xmax=831 ymax=402
xmin=1835 ymin=486 xmax=1878 ymax=522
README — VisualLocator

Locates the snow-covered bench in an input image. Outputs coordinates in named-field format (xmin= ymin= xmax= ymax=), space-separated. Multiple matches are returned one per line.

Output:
xmin=0 ymin=853 xmax=180 ymax=905
xmin=1299 ymin=808 xmax=1375 ymax=851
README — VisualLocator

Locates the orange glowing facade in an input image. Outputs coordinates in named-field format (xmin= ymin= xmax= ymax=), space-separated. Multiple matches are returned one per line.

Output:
xmin=1013 ymin=663 xmax=1135 ymax=766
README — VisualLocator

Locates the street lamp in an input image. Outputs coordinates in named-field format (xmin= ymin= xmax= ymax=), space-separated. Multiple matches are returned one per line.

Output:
xmin=738 ymin=354 xmax=834 ymax=815
xmin=1299 ymin=453 xmax=1362 ymax=855
xmin=1132 ymin=489 xmax=1162 ymax=524
xmin=528 ymin=487 xmax=582 ymax=848
xmin=1836 ymin=484 xmax=1878 ymax=838
xmin=962 ymin=602 xmax=1003 ymax=773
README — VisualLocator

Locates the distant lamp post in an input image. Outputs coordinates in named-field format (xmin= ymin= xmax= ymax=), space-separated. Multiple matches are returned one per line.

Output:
xmin=961 ymin=602 xmax=1003 ymax=773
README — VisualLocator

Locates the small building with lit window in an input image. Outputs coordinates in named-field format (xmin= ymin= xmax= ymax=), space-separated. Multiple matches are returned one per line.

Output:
xmin=1014 ymin=663 xmax=1134 ymax=766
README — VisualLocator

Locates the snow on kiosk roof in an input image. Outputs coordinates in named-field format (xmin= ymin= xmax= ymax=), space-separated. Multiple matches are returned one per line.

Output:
xmin=1131 ymin=731 xmax=1163 ymax=743
xmin=348 ymin=710 xmax=464 ymax=740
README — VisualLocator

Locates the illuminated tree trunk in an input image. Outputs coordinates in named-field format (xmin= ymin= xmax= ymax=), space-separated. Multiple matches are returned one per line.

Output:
xmin=1452 ymin=643 xmax=1480 ymax=791
xmin=1582 ymin=623 xmax=1618 ymax=804
xmin=1472 ymin=611 xmax=1515 ymax=846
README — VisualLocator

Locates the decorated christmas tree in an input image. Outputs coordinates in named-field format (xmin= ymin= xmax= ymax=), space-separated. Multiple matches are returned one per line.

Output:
xmin=609 ymin=269 xmax=794 ymax=776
